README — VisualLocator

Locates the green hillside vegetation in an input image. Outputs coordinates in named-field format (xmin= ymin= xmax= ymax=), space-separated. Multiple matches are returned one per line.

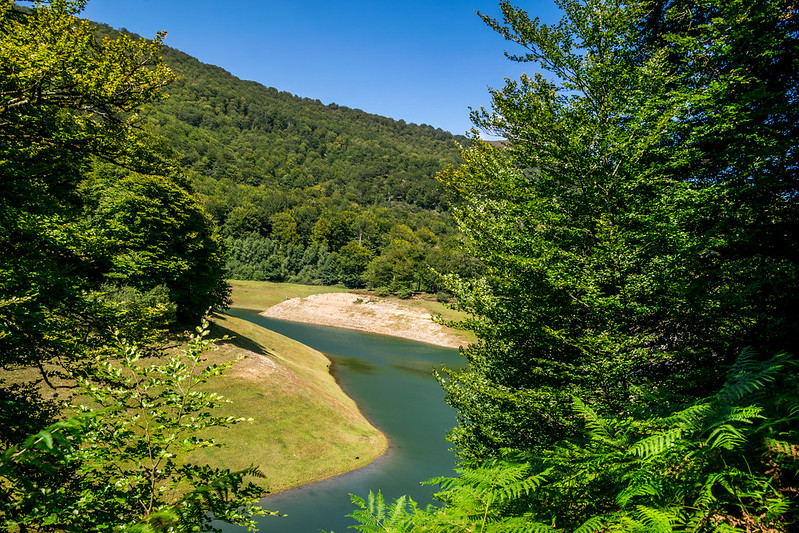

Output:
xmin=98 ymin=28 xmax=482 ymax=296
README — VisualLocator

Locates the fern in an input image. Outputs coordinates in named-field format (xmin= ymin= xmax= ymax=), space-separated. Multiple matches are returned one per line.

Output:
xmin=716 ymin=348 xmax=786 ymax=405
xmin=347 ymin=491 xmax=417 ymax=532
xmin=628 ymin=427 xmax=683 ymax=457
xmin=572 ymin=515 xmax=608 ymax=533
xmin=346 ymin=350 xmax=798 ymax=531
xmin=573 ymin=397 xmax=627 ymax=447
xmin=615 ymin=473 xmax=662 ymax=507
xmin=634 ymin=505 xmax=676 ymax=532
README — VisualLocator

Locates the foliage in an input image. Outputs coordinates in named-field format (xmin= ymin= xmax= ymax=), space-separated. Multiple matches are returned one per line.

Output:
xmin=1 ymin=0 xmax=173 ymax=370
xmin=347 ymin=0 xmax=798 ymax=530
xmin=0 ymin=0 xmax=228 ymax=376
xmin=139 ymin=38 xmax=466 ymax=211
xmin=220 ymin=203 xmax=480 ymax=294
xmin=1 ymin=2 xmax=258 ymax=530
xmin=438 ymin=0 xmax=799 ymax=459
xmin=348 ymin=349 xmax=799 ymax=531
xmin=83 ymin=23 xmax=484 ymax=295
xmin=0 ymin=319 xmax=274 ymax=531
xmin=80 ymin=167 xmax=229 ymax=324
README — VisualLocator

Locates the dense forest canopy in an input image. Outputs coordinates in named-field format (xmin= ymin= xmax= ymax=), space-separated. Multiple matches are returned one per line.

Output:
xmin=91 ymin=29 xmax=482 ymax=295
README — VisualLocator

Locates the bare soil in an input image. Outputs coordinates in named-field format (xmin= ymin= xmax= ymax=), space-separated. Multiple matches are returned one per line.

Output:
xmin=260 ymin=292 xmax=470 ymax=348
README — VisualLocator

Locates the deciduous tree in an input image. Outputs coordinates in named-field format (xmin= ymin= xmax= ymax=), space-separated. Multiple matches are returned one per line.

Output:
xmin=439 ymin=0 xmax=799 ymax=459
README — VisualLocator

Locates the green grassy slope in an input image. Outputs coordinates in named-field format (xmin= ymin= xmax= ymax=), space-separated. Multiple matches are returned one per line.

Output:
xmin=201 ymin=312 xmax=386 ymax=493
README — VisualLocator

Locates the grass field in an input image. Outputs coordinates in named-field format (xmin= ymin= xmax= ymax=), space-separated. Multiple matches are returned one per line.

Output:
xmin=0 ymin=296 xmax=387 ymax=495
xmin=227 ymin=280 xmax=349 ymax=310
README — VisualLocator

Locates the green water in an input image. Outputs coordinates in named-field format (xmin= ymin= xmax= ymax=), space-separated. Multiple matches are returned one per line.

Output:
xmin=223 ymin=308 xmax=463 ymax=532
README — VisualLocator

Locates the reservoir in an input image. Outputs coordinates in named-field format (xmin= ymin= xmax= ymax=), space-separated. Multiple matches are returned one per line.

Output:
xmin=224 ymin=308 xmax=463 ymax=532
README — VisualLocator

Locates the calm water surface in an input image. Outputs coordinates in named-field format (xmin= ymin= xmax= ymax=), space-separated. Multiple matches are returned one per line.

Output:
xmin=222 ymin=308 xmax=464 ymax=532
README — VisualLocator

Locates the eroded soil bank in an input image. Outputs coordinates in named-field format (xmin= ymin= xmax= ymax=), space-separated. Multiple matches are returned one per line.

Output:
xmin=260 ymin=292 xmax=470 ymax=349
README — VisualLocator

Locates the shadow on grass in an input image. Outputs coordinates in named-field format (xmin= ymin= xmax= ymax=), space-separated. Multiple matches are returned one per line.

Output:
xmin=209 ymin=313 xmax=275 ymax=358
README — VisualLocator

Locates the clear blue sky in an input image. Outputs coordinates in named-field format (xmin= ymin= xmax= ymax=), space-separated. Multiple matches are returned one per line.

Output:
xmin=79 ymin=1 xmax=561 ymax=137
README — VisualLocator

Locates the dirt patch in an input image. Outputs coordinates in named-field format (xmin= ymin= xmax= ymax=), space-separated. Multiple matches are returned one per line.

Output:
xmin=260 ymin=293 xmax=469 ymax=348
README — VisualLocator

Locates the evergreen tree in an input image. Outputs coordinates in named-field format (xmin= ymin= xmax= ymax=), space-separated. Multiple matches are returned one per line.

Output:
xmin=349 ymin=0 xmax=799 ymax=530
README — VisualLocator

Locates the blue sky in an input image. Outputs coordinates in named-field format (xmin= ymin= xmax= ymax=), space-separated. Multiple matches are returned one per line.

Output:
xmin=79 ymin=1 xmax=561 ymax=137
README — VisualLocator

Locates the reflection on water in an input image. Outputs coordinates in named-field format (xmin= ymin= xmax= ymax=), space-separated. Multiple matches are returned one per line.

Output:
xmin=388 ymin=361 xmax=439 ymax=378
xmin=331 ymin=356 xmax=378 ymax=375
xmin=221 ymin=309 xmax=463 ymax=533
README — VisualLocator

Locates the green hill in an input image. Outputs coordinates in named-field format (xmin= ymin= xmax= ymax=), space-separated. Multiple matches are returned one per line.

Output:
xmin=151 ymin=43 xmax=466 ymax=211
xmin=89 ymin=25 xmax=481 ymax=294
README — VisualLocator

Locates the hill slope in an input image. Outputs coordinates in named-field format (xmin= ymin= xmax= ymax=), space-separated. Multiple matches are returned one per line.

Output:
xmin=148 ymin=41 xmax=466 ymax=210
xmin=91 ymin=24 xmax=479 ymax=294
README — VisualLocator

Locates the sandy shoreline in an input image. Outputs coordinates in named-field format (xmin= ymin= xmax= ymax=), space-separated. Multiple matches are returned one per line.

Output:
xmin=259 ymin=292 xmax=469 ymax=349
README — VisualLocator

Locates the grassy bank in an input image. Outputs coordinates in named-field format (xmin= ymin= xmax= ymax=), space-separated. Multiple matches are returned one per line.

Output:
xmin=227 ymin=280 xmax=349 ymax=310
xmin=200 ymin=312 xmax=387 ymax=493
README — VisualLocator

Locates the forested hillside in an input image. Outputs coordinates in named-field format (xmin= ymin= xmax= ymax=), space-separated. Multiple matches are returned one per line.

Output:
xmin=153 ymin=45 xmax=463 ymax=209
xmin=99 ymin=30 xmax=480 ymax=294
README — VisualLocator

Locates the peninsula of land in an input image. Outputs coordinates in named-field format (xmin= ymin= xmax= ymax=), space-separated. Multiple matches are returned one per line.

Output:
xmin=260 ymin=292 xmax=470 ymax=349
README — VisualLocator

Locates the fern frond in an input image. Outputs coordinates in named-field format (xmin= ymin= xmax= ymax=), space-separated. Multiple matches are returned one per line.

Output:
xmin=572 ymin=515 xmax=608 ymax=533
xmin=717 ymin=348 xmax=787 ymax=406
xmin=629 ymin=427 xmax=682 ymax=458
xmin=616 ymin=475 xmax=662 ymax=507
xmin=491 ymin=516 xmax=558 ymax=532
xmin=348 ymin=491 xmax=415 ymax=532
xmin=705 ymin=423 xmax=746 ymax=450
xmin=634 ymin=505 xmax=676 ymax=533
xmin=573 ymin=397 xmax=625 ymax=446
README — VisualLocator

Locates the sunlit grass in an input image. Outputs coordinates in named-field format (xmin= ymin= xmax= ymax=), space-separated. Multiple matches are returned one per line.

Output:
xmin=227 ymin=279 xmax=348 ymax=310
xmin=199 ymin=313 xmax=387 ymax=493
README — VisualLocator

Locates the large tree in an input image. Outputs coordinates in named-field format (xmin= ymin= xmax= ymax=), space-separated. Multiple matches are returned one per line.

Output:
xmin=438 ymin=0 xmax=798 ymax=459
xmin=0 ymin=0 xmax=228 ymax=376
xmin=1 ymin=3 xmax=256 ymax=530
xmin=348 ymin=0 xmax=799 ymax=530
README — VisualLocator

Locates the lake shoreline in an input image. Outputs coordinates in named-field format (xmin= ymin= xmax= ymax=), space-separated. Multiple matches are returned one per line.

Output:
xmin=206 ymin=312 xmax=388 ymax=496
xmin=257 ymin=292 xmax=470 ymax=349
xmin=217 ymin=281 xmax=465 ymax=501
xmin=229 ymin=307 xmax=461 ymax=532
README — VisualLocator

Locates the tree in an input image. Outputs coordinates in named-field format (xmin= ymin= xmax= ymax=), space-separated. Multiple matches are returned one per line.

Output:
xmin=81 ymin=168 xmax=229 ymax=325
xmin=270 ymin=211 xmax=301 ymax=244
xmin=0 ymin=320 xmax=272 ymax=531
xmin=332 ymin=242 xmax=373 ymax=288
xmin=1 ymin=0 xmax=179 ymax=371
xmin=349 ymin=349 xmax=799 ymax=531
xmin=1 ymin=0 xmax=229 ymax=365
xmin=1 ymin=3 xmax=255 ymax=529
xmin=347 ymin=1 xmax=799 ymax=525
xmin=437 ymin=0 xmax=799 ymax=460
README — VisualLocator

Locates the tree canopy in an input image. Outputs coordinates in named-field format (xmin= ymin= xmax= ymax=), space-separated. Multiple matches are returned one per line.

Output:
xmin=1 ymin=2 xmax=258 ymax=530
xmin=350 ymin=0 xmax=799 ymax=530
